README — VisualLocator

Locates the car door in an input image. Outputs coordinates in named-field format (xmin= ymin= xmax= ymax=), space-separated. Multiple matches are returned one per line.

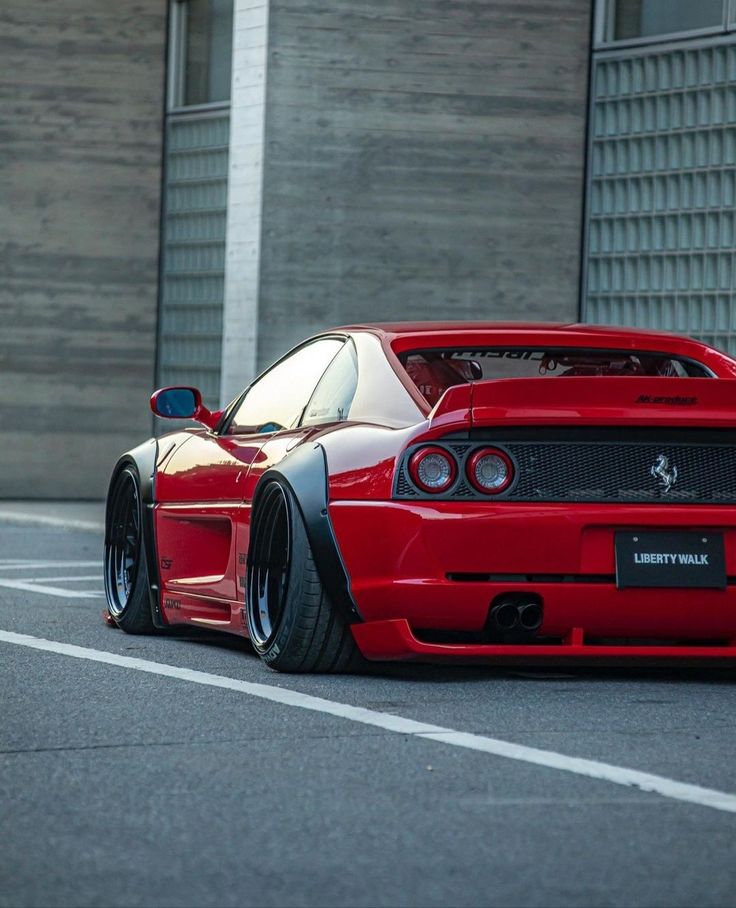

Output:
xmin=156 ymin=337 xmax=346 ymax=622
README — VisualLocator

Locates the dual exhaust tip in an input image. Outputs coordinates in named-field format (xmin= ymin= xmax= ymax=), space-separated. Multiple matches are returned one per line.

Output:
xmin=489 ymin=598 xmax=543 ymax=634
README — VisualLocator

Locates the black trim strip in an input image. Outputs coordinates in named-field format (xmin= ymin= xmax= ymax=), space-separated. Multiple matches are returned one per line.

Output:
xmin=447 ymin=572 xmax=736 ymax=585
xmin=446 ymin=572 xmax=616 ymax=584
xmin=462 ymin=427 xmax=736 ymax=444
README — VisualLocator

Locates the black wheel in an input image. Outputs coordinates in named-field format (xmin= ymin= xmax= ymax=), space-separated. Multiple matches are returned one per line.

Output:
xmin=246 ymin=481 xmax=362 ymax=673
xmin=104 ymin=466 xmax=155 ymax=634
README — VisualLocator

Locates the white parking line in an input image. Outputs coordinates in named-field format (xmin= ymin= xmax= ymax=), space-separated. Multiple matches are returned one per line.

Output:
xmin=2 ymin=628 xmax=736 ymax=816
xmin=0 ymin=580 xmax=102 ymax=599
xmin=0 ymin=560 xmax=103 ymax=599
xmin=0 ymin=561 xmax=100 ymax=570
xmin=0 ymin=512 xmax=103 ymax=532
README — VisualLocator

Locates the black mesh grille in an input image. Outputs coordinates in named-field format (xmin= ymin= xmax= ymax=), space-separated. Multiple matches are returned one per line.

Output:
xmin=394 ymin=437 xmax=736 ymax=504
xmin=395 ymin=472 xmax=418 ymax=497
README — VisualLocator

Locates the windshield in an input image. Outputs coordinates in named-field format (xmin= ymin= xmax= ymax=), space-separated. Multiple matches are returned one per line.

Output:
xmin=399 ymin=347 xmax=711 ymax=407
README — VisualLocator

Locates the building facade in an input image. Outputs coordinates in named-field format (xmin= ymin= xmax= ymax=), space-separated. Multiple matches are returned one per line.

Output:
xmin=584 ymin=0 xmax=736 ymax=355
xmin=1 ymin=0 xmax=735 ymax=498
xmin=158 ymin=0 xmax=592 ymax=407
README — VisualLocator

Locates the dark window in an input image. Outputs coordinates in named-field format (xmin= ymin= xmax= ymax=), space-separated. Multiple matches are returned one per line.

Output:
xmin=400 ymin=348 xmax=710 ymax=407
xmin=228 ymin=339 xmax=344 ymax=434
xmin=180 ymin=0 xmax=234 ymax=106
xmin=610 ymin=0 xmax=725 ymax=41
xmin=301 ymin=340 xmax=359 ymax=426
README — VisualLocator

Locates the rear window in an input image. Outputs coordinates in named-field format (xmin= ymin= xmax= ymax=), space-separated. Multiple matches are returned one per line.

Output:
xmin=399 ymin=348 xmax=711 ymax=407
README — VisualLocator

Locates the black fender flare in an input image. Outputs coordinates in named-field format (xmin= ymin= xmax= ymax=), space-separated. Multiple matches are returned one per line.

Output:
xmin=106 ymin=438 xmax=165 ymax=628
xmin=250 ymin=442 xmax=362 ymax=624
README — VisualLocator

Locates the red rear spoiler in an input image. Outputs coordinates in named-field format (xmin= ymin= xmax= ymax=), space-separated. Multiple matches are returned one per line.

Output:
xmin=429 ymin=377 xmax=736 ymax=429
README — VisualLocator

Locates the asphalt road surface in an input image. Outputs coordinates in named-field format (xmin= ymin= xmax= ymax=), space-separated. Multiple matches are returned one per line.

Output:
xmin=2 ymin=522 xmax=736 ymax=908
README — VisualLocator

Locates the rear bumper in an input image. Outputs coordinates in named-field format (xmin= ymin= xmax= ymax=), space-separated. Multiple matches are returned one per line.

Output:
xmin=329 ymin=500 xmax=736 ymax=662
xmin=352 ymin=619 xmax=736 ymax=665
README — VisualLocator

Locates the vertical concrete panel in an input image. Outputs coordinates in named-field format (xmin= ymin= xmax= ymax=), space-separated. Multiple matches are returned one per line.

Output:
xmin=256 ymin=0 xmax=592 ymax=370
xmin=0 ymin=2 xmax=166 ymax=498
xmin=220 ymin=0 xmax=269 ymax=404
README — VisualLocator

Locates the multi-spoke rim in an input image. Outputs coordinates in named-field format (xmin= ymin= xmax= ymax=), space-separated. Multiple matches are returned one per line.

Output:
xmin=246 ymin=483 xmax=291 ymax=648
xmin=105 ymin=470 xmax=141 ymax=618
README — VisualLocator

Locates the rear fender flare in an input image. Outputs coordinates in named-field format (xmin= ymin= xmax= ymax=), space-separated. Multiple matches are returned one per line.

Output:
xmin=250 ymin=442 xmax=362 ymax=624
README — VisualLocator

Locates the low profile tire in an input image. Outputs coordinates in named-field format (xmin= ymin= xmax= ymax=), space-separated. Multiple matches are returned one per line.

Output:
xmin=246 ymin=481 xmax=361 ymax=673
xmin=104 ymin=466 xmax=156 ymax=634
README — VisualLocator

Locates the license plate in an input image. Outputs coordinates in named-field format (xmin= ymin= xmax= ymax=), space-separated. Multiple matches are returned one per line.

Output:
xmin=615 ymin=531 xmax=726 ymax=589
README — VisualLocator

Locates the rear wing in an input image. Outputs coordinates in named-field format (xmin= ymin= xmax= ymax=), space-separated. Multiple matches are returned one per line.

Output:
xmin=428 ymin=377 xmax=736 ymax=430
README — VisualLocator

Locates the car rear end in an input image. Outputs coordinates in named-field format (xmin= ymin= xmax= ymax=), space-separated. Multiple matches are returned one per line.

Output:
xmin=330 ymin=332 xmax=736 ymax=664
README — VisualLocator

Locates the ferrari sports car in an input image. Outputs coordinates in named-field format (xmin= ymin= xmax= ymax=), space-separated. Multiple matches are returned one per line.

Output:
xmin=104 ymin=322 xmax=736 ymax=672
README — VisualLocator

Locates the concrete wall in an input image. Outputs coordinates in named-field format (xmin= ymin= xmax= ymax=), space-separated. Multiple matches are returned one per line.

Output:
xmin=0 ymin=2 xmax=167 ymax=498
xmin=255 ymin=0 xmax=592 ymax=371
xmin=0 ymin=0 xmax=593 ymax=495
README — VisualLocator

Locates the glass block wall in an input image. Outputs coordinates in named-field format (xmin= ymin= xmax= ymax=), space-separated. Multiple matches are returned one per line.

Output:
xmin=158 ymin=110 xmax=229 ymax=405
xmin=583 ymin=41 xmax=736 ymax=356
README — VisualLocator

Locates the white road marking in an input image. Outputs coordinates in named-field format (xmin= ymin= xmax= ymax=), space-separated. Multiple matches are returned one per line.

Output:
xmin=1 ymin=629 xmax=736 ymax=815
xmin=0 ymin=561 xmax=100 ymax=570
xmin=0 ymin=580 xmax=102 ymax=599
xmin=0 ymin=512 xmax=103 ymax=532
xmin=0 ymin=560 xmax=103 ymax=599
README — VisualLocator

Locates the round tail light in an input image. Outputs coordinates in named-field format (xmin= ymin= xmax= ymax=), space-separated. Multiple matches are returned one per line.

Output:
xmin=466 ymin=448 xmax=514 ymax=494
xmin=408 ymin=446 xmax=457 ymax=493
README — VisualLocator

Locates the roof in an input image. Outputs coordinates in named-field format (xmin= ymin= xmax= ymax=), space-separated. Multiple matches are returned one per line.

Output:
xmin=338 ymin=321 xmax=683 ymax=340
xmin=335 ymin=320 xmax=709 ymax=349
xmin=333 ymin=322 xmax=735 ymax=372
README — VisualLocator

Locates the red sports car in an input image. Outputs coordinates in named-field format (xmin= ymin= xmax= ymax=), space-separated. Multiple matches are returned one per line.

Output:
xmin=104 ymin=322 xmax=736 ymax=671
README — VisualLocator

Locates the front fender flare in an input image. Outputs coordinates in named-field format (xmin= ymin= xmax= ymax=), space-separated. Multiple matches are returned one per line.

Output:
xmin=105 ymin=438 xmax=164 ymax=628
